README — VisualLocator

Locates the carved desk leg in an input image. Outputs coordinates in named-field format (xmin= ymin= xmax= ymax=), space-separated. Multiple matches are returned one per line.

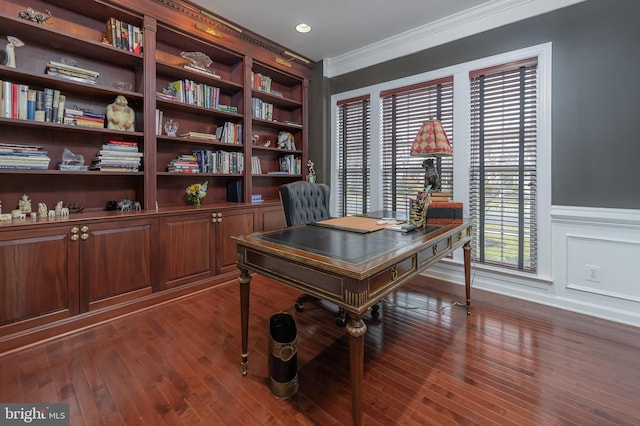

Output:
xmin=346 ymin=314 xmax=367 ymax=426
xmin=464 ymin=241 xmax=472 ymax=315
xmin=239 ymin=267 xmax=251 ymax=375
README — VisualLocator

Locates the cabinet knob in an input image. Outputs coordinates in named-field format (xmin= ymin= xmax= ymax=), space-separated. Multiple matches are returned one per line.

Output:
xmin=217 ymin=217 xmax=222 ymax=223
xmin=433 ymin=246 xmax=438 ymax=256
xmin=70 ymin=227 xmax=79 ymax=234
xmin=70 ymin=234 xmax=79 ymax=242
xmin=80 ymin=233 xmax=89 ymax=240
xmin=217 ymin=213 xmax=222 ymax=217
xmin=80 ymin=225 xmax=89 ymax=232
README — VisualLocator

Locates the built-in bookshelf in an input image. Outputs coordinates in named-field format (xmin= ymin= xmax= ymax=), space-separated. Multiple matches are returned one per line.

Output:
xmin=0 ymin=0 xmax=310 ymax=210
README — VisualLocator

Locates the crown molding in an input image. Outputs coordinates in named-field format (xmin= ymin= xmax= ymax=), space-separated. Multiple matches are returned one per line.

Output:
xmin=324 ymin=0 xmax=586 ymax=78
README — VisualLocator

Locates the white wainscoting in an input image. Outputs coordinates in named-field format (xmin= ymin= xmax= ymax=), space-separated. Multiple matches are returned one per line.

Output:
xmin=425 ymin=206 xmax=640 ymax=327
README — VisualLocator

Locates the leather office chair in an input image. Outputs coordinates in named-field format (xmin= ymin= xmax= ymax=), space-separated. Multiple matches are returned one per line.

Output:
xmin=278 ymin=181 xmax=347 ymax=325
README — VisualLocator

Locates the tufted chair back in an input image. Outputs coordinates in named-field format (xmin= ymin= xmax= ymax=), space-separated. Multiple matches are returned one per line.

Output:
xmin=279 ymin=181 xmax=331 ymax=226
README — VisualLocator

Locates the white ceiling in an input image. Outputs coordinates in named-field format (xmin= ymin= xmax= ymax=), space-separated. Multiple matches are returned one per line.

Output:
xmin=188 ymin=0 xmax=493 ymax=62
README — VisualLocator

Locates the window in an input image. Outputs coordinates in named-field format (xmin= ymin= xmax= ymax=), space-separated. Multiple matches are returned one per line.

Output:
xmin=380 ymin=78 xmax=453 ymax=216
xmin=336 ymin=96 xmax=370 ymax=216
xmin=469 ymin=58 xmax=538 ymax=272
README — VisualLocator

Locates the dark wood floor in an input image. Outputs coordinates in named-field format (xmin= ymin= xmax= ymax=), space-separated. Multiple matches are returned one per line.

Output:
xmin=1 ymin=274 xmax=640 ymax=425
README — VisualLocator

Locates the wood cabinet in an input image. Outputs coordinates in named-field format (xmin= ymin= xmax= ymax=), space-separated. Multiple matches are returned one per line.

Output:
xmin=0 ymin=0 xmax=311 ymax=352
xmin=0 ymin=217 xmax=154 ymax=337
xmin=78 ymin=218 xmax=155 ymax=311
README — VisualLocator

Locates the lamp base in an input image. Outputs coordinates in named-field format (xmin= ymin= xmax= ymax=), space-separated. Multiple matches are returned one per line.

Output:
xmin=422 ymin=159 xmax=440 ymax=192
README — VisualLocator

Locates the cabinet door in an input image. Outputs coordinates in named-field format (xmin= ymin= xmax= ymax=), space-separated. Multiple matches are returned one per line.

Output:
xmin=157 ymin=213 xmax=216 ymax=290
xmin=78 ymin=219 xmax=154 ymax=312
xmin=214 ymin=209 xmax=255 ymax=274
xmin=259 ymin=205 xmax=286 ymax=231
xmin=0 ymin=225 xmax=78 ymax=332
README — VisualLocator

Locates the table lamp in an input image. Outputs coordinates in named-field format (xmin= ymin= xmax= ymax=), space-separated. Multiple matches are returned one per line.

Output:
xmin=409 ymin=119 xmax=452 ymax=192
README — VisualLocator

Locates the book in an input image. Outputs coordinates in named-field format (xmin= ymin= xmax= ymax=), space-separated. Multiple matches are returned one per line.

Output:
xmin=2 ymin=81 xmax=11 ymax=118
xmin=47 ymin=61 xmax=99 ymax=78
xmin=18 ymin=84 xmax=29 ymax=120
xmin=27 ymin=89 xmax=36 ymax=120
xmin=34 ymin=90 xmax=45 ymax=122
xmin=180 ymin=131 xmax=218 ymax=140
xmin=43 ymin=88 xmax=54 ymax=122
xmin=11 ymin=83 xmax=18 ymax=118
xmin=56 ymin=94 xmax=66 ymax=123
xmin=51 ymin=90 xmax=61 ymax=122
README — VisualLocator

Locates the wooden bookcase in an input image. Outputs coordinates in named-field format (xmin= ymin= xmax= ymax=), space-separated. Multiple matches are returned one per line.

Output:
xmin=0 ymin=0 xmax=307 ymax=353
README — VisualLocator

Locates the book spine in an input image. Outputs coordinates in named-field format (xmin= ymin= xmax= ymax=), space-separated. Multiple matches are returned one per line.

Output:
xmin=56 ymin=94 xmax=66 ymax=123
xmin=1 ymin=81 xmax=11 ymax=118
xmin=43 ymin=88 xmax=54 ymax=122
xmin=27 ymin=89 xmax=36 ymax=120
xmin=35 ymin=90 xmax=45 ymax=122
xmin=11 ymin=83 xmax=18 ymax=118
xmin=18 ymin=84 xmax=29 ymax=120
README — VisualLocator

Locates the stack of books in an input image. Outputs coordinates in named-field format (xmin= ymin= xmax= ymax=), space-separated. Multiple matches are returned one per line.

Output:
xmin=167 ymin=154 xmax=200 ymax=173
xmin=180 ymin=131 xmax=218 ymax=141
xmin=0 ymin=143 xmax=50 ymax=170
xmin=45 ymin=61 xmax=99 ymax=85
xmin=64 ymin=108 xmax=105 ymax=129
xmin=91 ymin=141 xmax=142 ymax=172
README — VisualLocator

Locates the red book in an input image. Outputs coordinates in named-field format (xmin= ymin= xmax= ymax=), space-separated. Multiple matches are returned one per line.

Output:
xmin=11 ymin=83 xmax=19 ymax=118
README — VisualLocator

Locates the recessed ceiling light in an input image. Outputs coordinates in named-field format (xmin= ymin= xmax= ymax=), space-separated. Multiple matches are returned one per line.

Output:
xmin=296 ymin=23 xmax=311 ymax=33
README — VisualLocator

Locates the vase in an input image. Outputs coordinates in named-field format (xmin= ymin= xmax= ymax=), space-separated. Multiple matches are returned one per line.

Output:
xmin=193 ymin=199 xmax=201 ymax=207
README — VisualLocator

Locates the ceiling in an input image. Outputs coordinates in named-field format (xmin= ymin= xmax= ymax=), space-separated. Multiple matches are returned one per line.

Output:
xmin=188 ymin=0 xmax=493 ymax=62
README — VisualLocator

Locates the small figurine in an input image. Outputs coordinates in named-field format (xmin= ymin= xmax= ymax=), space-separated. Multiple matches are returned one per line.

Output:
xmin=307 ymin=159 xmax=316 ymax=183
xmin=105 ymin=200 xmax=117 ymax=211
xmin=61 ymin=147 xmax=85 ymax=166
xmin=38 ymin=203 xmax=48 ymax=218
xmin=18 ymin=194 xmax=32 ymax=214
xmin=18 ymin=7 xmax=52 ymax=24
xmin=47 ymin=210 xmax=55 ymax=219
xmin=164 ymin=119 xmax=178 ymax=137
xmin=106 ymin=95 xmax=135 ymax=131
xmin=5 ymin=36 xmax=24 ymax=68
xmin=55 ymin=201 xmax=63 ymax=215
xmin=277 ymin=131 xmax=295 ymax=150
xmin=60 ymin=208 xmax=69 ymax=216
xmin=134 ymin=201 xmax=142 ymax=211
xmin=118 ymin=199 xmax=133 ymax=212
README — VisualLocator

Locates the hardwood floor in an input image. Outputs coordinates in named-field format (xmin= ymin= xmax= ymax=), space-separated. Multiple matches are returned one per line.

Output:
xmin=1 ymin=274 xmax=639 ymax=425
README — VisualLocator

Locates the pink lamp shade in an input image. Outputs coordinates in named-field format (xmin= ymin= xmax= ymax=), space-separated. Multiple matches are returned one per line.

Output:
xmin=410 ymin=119 xmax=452 ymax=157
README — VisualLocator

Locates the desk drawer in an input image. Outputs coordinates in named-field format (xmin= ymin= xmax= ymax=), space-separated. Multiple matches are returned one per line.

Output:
xmin=369 ymin=257 xmax=416 ymax=295
xmin=417 ymin=238 xmax=450 ymax=267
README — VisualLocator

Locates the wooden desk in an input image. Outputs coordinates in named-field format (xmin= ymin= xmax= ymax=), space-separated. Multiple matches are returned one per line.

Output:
xmin=233 ymin=221 xmax=472 ymax=425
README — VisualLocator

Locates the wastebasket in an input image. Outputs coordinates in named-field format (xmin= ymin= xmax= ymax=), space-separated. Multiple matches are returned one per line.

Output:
xmin=268 ymin=312 xmax=298 ymax=399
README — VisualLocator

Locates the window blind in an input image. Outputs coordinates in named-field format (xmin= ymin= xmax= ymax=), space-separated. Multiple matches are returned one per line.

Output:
xmin=336 ymin=96 xmax=371 ymax=216
xmin=469 ymin=60 xmax=538 ymax=272
xmin=380 ymin=77 xmax=453 ymax=215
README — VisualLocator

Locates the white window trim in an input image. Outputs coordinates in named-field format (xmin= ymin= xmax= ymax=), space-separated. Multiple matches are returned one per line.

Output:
xmin=331 ymin=42 xmax=552 ymax=282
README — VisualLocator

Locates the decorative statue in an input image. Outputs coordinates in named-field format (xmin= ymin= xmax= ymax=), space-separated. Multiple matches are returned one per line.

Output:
xmin=38 ymin=202 xmax=48 ymax=218
xmin=5 ymin=36 xmax=24 ymax=68
xmin=106 ymin=95 xmax=135 ymax=131
xmin=55 ymin=201 xmax=63 ymax=216
xmin=277 ymin=131 xmax=295 ymax=150
xmin=17 ymin=8 xmax=52 ymax=24
xmin=61 ymin=147 xmax=85 ymax=165
xmin=307 ymin=159 xmax=316 ymax=183
xmin=18 ymin=194 xmax=32 ymax=214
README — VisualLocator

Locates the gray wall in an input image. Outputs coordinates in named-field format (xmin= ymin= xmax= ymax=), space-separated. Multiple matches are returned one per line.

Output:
xmin=310 ymin=0 xmax=640 ymax=209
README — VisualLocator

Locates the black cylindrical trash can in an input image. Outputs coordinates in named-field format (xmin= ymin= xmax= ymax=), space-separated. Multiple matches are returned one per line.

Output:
xmin=268 ymin=312 xmax=298 ymax=399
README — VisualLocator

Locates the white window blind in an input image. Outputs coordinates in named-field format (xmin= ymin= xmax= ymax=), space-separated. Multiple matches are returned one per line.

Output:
xmin=336 ymin=96 xmax=371 ymax=216
xmin=469 ymin=58 xmax=538 ymax=272
xmin=380 ymin=77 xmax=453 ymax=216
